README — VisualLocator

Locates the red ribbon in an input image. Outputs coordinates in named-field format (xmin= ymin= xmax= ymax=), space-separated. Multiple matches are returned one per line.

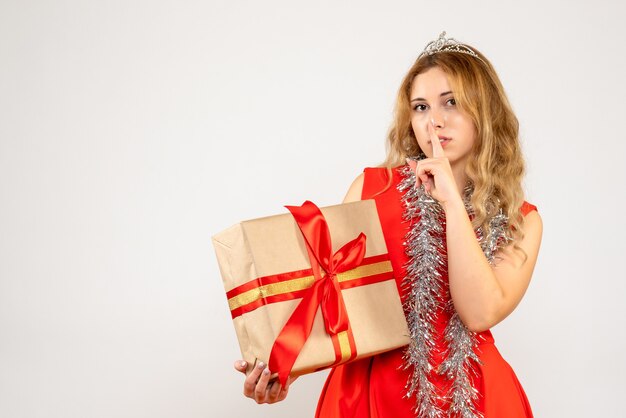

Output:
xmin=268 ymin=201 xmax=366 ymax=386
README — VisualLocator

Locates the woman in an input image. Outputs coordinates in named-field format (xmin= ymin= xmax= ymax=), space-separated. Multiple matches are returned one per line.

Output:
xmin=234 ymin=32 xmax=543 ymax=418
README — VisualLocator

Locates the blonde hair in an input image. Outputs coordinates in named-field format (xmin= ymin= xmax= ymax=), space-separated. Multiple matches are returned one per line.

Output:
xmin=383 ymin=48 xmax=526 ymax=249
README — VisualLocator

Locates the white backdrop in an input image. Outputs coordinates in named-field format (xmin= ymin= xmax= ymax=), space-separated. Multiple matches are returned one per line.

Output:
xmin=1 ymin=1 xmax=625 ymax=417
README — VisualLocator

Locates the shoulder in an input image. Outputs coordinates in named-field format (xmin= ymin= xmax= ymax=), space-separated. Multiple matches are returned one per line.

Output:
xmin=521 ymin=201 xmax=538 ymax=217
xmin=343 ymin=166 xmax=405 ymax=203
xmin=521 ymin=200 xmax=542 ymax=233
xmin=342 ymin=173 xmax=365 ymax=203
xmin=518 ymin=201 xmax=542 ymax=254
xmin=522 ymin=210 xmax=542 ymax=236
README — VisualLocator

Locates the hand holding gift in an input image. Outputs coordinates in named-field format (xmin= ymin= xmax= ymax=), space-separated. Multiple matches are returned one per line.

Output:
xmin=233 ymin=359 xmax=297 ymax=404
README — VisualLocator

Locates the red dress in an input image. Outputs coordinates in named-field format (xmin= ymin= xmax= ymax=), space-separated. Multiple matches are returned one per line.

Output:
xmin=315 ymin=167 xmax=535 ymax=418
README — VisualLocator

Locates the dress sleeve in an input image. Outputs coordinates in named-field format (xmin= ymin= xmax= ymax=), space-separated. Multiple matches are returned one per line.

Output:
xmin=361 ymin=167 xmax=393 ymax=200
xmin=521 ymin=201 xmax=538 ymax=216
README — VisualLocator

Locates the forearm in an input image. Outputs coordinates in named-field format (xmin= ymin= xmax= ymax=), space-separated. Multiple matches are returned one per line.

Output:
xmin=443 ymin=197 xmax=504 ymax=331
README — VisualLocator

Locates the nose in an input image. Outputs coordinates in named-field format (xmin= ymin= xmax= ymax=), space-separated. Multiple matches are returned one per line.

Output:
xmin=430 ymin=109 xmax=445 ymax=129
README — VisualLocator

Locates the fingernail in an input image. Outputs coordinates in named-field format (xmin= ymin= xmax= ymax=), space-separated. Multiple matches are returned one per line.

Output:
xmin=240 ymin=361 xmax=247 ymax=368
xmin=257 ymin=362 xmax=265 ymax=369
xmin=263 ymin=368 xmax=270 ymax=375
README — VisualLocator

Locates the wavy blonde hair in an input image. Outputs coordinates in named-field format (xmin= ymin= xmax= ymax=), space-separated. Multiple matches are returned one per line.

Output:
xmin=383 ymin=48 xmax=526 ymax=249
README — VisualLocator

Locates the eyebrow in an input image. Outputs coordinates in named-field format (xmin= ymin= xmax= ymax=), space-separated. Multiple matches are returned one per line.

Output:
xmin=410 ymin=91 xmax=453 ymax=103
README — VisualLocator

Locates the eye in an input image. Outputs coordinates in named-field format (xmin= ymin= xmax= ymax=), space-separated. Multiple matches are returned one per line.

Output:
xmin=445 ymin=98 xmax=456 ymax=106
xmin=413 ymin=104 xmax=428 ymax=112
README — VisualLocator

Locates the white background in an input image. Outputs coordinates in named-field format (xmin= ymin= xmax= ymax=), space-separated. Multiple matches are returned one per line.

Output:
xmin=1 ymin=1 xmax=625 ymax=417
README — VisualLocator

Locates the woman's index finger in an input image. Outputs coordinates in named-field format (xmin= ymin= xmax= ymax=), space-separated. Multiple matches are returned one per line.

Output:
xmin=428 ymin=121 xmax=445 ymax=158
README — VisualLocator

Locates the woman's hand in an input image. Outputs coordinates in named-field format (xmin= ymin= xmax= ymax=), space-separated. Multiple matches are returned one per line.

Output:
xmin=233 ymin=360 xmax=296 ymax=404
xmin=407 ymin=120 xmax=462 ymax=206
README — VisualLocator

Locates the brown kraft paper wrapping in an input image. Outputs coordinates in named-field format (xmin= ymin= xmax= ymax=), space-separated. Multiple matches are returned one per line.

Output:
xmin=212 ymin=199 xmax=409 ymax=378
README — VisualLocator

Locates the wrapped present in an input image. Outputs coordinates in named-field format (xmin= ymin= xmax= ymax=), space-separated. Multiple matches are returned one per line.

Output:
xmin=212 ymin=200 xmax=409 ymax=385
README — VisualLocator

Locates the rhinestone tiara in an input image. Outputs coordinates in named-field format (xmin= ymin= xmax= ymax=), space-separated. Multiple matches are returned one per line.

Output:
xmin=417 ymin=31 xmax=484 ymax=62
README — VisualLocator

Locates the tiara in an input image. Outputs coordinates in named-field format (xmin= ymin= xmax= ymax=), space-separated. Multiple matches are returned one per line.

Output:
xmin=417 ymin=31 xmax=483 ymax=62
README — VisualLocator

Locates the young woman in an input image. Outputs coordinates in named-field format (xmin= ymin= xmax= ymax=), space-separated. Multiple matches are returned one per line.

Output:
xmin=233 ymin=32 xmax=543 ymax=418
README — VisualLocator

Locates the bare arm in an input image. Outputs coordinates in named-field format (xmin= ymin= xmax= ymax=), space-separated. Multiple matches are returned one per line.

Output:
xmin=443 ymin=198 xmax=543 ymax=332
xmin=410 ymin=120 xmax=543 ymax=332
xmin=342 ymin=173 xmax=364 ymax=203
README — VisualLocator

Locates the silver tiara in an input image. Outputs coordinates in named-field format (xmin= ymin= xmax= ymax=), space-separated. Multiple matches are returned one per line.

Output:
xmin=418 ymin=31 xmax=483 ymax=62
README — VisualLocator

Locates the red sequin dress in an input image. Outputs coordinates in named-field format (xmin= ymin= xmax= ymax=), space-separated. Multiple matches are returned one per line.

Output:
xmin=315 ymin=167 xmax=535 ymax=418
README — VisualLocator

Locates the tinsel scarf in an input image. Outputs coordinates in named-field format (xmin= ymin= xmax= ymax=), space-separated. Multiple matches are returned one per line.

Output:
xmin=398 ymin=160 xmax=511 ymax=418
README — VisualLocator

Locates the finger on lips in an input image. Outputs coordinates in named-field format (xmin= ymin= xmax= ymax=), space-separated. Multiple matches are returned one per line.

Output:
xmin=429 ymin=119 xmax=445 ymax=158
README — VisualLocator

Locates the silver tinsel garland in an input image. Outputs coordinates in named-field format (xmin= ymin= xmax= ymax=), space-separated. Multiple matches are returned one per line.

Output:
xmin=398 ymin=160 xmax=511 ymax=418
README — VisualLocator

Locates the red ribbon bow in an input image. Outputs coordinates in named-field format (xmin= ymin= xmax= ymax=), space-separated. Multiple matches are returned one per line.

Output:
xmin=268 ymin=201 xmax=367 ymax=385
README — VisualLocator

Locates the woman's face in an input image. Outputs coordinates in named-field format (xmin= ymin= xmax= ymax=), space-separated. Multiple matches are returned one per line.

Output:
xmin=409 ymin=66 xmax=476 ymax=168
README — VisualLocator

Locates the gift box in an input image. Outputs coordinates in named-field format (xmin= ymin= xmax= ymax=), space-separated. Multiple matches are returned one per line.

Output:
xmin=212 ymin=200 xmax=409 ymax=384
